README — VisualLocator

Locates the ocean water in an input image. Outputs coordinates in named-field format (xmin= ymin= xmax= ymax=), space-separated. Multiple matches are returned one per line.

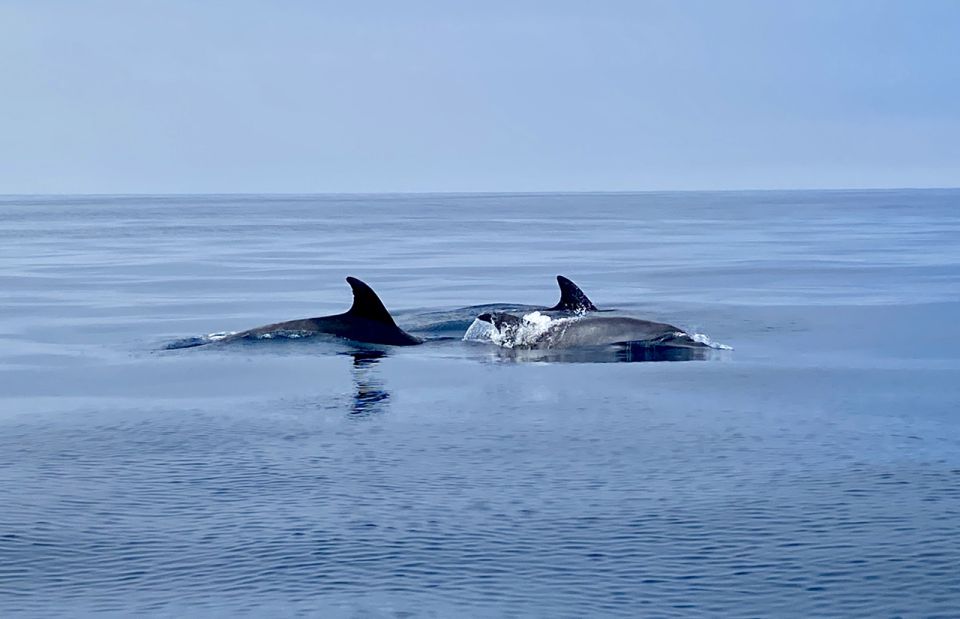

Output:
xmin=1 ymin=190 xmax=959 ymax=617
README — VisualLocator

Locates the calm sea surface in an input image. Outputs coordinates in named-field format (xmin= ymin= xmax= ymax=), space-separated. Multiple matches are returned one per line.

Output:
xmin=1 ymin=191 xmax=959 ymax=617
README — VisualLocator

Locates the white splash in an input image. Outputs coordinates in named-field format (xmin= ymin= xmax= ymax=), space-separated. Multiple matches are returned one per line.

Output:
xmin=206 ymin=331 xmax=236 ymax=341
xmin=254 ymin=330 xmax=312 ymax=340
xmin=463 ymin=319 xmax=495 ymax=342
xmin=469 ymin=311 xmax=577 ymax=349
xmin=689 ymin=332 xmax=733 ymax=350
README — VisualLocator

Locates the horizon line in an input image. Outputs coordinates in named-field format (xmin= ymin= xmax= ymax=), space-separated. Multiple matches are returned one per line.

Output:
xmin=1 ymin=185 xmax=959 ymax=198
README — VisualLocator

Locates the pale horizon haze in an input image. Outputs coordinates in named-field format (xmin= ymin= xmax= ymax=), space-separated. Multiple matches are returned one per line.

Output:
xmin=1 ymin=1 xmax=958 ymax=194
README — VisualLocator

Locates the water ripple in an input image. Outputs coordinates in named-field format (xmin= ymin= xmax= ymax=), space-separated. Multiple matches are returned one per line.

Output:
xmin=2 ymin=400 xmax=959 ymax=617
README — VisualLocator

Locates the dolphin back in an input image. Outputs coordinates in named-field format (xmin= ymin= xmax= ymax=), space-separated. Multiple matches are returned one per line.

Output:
xmin=167 ymin=277 xmax=422 ymax=349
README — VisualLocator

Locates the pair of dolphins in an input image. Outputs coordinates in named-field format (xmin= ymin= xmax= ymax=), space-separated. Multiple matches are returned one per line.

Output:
xmin=177 ymin=276 xmax=707 ymax=351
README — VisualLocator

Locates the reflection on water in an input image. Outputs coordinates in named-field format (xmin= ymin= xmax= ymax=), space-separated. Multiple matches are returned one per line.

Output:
xmin=617 ymin=342 xmax=717 ymax=362
xmin=482 ymin=342 xmax=722 ymax=364
xmin=343 ymin=349 xmax=390 ymax=416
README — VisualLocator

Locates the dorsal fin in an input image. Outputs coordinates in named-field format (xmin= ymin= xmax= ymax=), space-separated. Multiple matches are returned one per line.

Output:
xmin=550 ymin=275 xmax=598 ymax=312
xmin=345 ymin=277 xmax=399 ymax=326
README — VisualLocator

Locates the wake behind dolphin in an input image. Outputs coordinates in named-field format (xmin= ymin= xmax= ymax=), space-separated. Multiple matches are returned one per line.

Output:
xmin=165 ymin=277 xmax=422 ymax=349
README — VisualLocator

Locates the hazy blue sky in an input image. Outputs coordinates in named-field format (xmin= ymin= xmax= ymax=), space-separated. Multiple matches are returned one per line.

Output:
xmin=1 ymin=1 xmax=958 ymax=193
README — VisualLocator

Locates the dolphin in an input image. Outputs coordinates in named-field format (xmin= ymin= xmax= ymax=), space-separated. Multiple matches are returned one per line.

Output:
xmin=475 ymin=311 xmax=708 ymax=350
xmin=166 ymin=277 xmax=422 ymax=348
xmin=401 ymin=275 xmax=600 ymax=334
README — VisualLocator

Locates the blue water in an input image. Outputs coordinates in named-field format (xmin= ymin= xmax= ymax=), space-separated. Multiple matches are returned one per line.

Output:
xmin=1 ymin=190 xmax=959 ymax=617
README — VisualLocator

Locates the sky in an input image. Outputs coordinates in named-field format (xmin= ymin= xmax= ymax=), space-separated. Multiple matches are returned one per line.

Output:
xmin=1 ymin=0 xmax=958 ymax=193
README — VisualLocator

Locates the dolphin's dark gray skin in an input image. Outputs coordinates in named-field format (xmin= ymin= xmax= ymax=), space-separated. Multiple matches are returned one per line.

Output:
xmin=400 ymin=275 xmax=599 ymax=335
xmin=545 ymin=275 xmax=598 ymax=312
xmin=476 ymin=312 xmax=707 ymax=350
xmin=166 ymin=277 xmax=422 ymax=349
